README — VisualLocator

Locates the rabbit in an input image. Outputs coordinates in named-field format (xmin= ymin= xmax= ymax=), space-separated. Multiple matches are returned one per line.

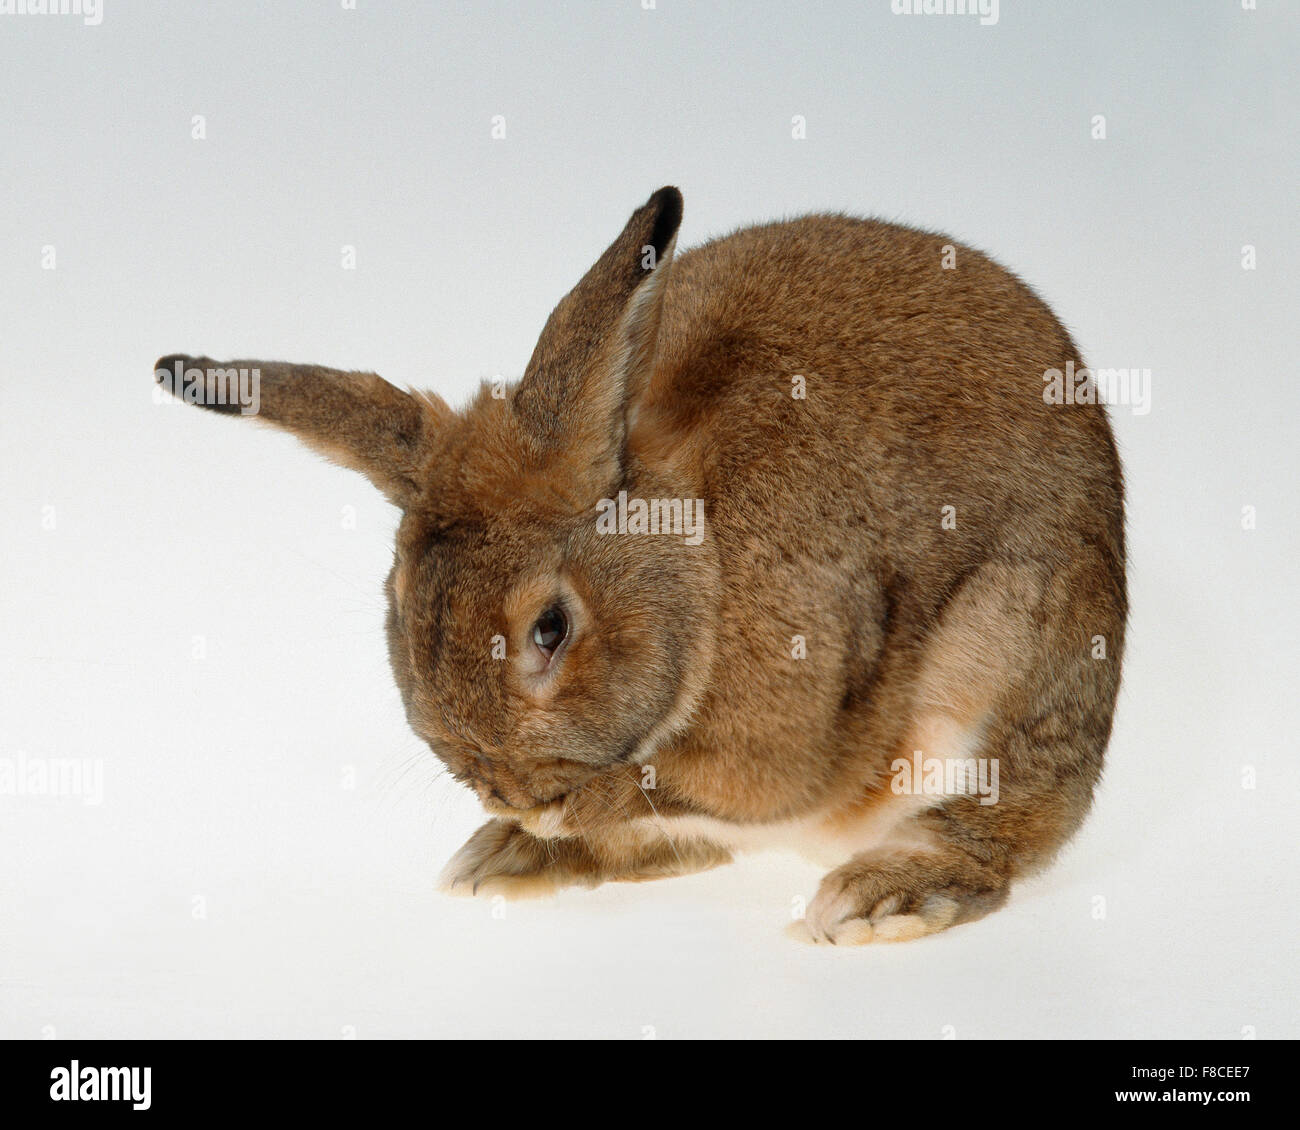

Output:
xmin=155 ymin=185 xmax=1125 ymax=944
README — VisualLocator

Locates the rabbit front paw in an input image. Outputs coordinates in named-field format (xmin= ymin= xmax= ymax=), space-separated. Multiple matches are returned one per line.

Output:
xmin=437 ymin=819 xmax=574 ymax=899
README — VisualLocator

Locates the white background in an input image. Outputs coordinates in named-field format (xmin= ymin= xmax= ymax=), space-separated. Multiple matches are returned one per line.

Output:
xmin=2 ymin=1 xmax=1296 ymax=1039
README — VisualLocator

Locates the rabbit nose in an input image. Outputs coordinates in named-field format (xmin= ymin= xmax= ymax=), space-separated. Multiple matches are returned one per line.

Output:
xmin=471 ymin=764 xmax=539 ymax=811
xmin=467 ymin=770 xmax=513 ymax=808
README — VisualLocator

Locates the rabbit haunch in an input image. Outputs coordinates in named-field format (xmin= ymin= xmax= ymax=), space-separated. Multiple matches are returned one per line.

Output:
xmin=158 ymin=185 xmax=1125 ymax=944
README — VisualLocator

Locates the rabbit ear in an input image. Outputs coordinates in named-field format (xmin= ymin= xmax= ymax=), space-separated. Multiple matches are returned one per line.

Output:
xmin=154 ymin=355 xmax=448 ymax=507
xmin=513 ymin=186 xmax=683 ymax=496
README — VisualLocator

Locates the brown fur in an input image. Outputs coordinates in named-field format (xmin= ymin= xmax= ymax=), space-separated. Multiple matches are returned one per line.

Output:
xmin=157 ymin=185 xmax=1126 ymax=943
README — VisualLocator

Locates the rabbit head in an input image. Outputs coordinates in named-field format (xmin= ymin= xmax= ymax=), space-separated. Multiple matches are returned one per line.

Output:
xmin=156 ymin=187 xmax=718 ymax=812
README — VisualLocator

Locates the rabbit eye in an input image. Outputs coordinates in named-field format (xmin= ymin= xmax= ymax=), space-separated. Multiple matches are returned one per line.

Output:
xmin=532 ymin=605 xmax=568 ymax=660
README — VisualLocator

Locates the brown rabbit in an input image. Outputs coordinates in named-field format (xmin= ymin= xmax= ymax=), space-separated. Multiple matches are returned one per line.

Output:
xmin=156 ymin=186 xmax=1125 ymax=943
